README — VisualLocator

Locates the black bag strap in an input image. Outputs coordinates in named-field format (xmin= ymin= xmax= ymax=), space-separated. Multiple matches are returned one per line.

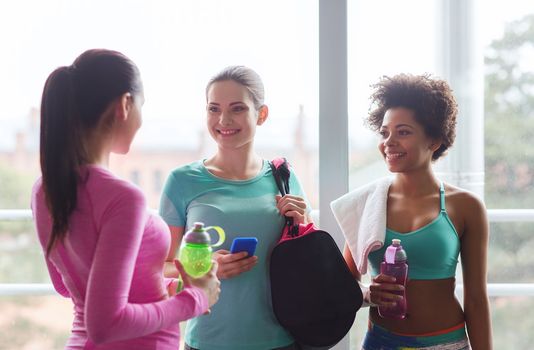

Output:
xmin=270 ymin=158 xmax=299 ymax=237
xmin=269 ymin=158 xmax=290 ymax=196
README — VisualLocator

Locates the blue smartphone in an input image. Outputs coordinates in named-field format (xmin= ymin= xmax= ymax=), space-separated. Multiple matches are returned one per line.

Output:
xmin=230 ymin=237 xmax=258 ymax=257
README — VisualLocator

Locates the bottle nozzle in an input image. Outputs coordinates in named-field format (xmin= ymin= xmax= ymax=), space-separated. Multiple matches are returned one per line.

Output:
xmin=392 ymin=239 xmax=401 ymax=246
xmin=193 ymin=222 xmax=205 ymax=231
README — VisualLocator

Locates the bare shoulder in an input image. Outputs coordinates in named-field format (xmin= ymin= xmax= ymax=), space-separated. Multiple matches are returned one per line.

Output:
xmin=443 ymin=183 xmax=488 ymax=232
xmin=444 ymin=183 xmax=485 ymax=209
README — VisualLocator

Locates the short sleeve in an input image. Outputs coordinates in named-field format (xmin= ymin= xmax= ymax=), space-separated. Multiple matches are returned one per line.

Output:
xmin=159 ymin=172 xmax=186 ymax=227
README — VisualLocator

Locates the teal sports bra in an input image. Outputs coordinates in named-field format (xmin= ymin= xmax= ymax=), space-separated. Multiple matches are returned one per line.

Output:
xmin=368 ymin=182 xmax=460 ymax=280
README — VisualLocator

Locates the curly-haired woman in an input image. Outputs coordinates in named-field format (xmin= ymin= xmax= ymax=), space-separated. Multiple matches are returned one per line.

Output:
xmin=331 ymin=74 xmax=492 ymax=349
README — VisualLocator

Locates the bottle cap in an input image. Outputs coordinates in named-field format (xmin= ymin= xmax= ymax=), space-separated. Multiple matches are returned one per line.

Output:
xmin=184 ymin=222 xmax=211 ymax=244
xmin=385 ymin=238 xmax=407 ymax=263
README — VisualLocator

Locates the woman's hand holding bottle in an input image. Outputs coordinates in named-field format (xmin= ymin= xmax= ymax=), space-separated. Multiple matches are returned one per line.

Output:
xmin=174 ymin=259 xmax=221 ymax=312
xmin=369 ymin=274 xmax=405 ymax=308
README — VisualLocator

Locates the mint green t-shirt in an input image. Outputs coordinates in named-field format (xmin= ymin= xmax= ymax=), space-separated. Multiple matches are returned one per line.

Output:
xmin=159 ymin=160 xmax=309 ymax=350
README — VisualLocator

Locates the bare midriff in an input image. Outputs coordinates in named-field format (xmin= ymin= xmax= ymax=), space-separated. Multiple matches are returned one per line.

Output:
xmin=369 ymin=278 xmax=464 ymax=334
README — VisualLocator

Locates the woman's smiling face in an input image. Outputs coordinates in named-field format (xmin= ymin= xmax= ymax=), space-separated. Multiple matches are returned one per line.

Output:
xmin=206 ymin=79 xmax=266 ymax=151
xmin=378 ymin=107 xmax=439 ymax=173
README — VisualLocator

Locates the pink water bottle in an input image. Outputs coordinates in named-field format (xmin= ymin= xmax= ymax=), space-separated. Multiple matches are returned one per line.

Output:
xmin=378 ymin=238 xmax=408 ymax=319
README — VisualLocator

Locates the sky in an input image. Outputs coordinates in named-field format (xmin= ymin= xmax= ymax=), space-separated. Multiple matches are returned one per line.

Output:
xmin=0 ymin=0 xmax=533 ymax=151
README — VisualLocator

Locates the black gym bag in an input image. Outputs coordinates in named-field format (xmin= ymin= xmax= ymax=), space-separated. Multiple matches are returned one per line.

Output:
xmin=269 ymin=158 xmax=363 ymax=348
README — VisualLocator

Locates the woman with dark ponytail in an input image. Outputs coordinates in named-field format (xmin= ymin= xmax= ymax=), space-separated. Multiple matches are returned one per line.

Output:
xmin=32 ymin=49 xmax=220 ymax=349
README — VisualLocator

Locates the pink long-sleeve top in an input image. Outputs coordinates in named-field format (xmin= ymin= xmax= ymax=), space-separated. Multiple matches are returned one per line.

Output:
xmin=31 ymin=165 xmax=208 ymax=350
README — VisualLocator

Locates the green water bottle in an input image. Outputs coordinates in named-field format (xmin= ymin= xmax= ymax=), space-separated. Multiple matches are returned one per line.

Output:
xmin=176 ymin=222 xmax=225 ymax=291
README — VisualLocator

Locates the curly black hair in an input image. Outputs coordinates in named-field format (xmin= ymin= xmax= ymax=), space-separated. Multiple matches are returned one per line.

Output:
xmin=366 ymin=73 xmax=458 ymax=161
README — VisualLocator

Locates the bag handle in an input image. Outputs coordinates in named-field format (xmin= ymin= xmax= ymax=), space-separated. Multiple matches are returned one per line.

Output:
xmin=270 ymin=158 xmax=300 ymax=237
xmin=270 ymin=157 xmax=290 ymax=196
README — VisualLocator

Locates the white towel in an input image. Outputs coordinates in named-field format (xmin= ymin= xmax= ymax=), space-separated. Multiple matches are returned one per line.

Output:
xmin=330 ymin=177 xmax=393 ymax=275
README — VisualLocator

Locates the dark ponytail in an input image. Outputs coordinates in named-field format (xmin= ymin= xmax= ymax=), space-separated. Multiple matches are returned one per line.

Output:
xmin=40 ymin=49 xmax=141 ymax=255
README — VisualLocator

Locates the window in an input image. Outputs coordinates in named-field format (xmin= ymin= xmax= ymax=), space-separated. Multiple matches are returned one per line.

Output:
xmin=347 ymin=0 xmax=439 ymax=191
xmin=0 ymin=1 xmax=318 ymax=348
xmin=482 ymin=3 xmax=534 ymax=349
xmin=2 ymin=1 xmax=534 ymax=349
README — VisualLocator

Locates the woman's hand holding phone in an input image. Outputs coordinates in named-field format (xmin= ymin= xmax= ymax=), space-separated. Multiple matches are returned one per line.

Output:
xmin=213 ymin=238 xmax=258 ymax=279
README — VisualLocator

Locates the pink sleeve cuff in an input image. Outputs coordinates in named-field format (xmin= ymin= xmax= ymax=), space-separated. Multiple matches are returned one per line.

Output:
xmin=178 ymin=285 xmax=209 ymax=316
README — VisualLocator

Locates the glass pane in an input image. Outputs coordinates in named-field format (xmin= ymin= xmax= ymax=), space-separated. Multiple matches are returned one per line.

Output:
xmin=491 ymin=296 xmax=534 ymax=348
xmin=488 ymin=222 xmax=534 ymax=283
xmin=0 ymin=296 xmax=71 ymax=349
xmin=0 ymin=221 xmax=49 ymax=284
xmin=0 ymin=1 xmax=318 ymax=348
xmin=0 ymin=0 xmax=318 ymax=210
xmin=347 ymin=0 xmax=439 ymax=190
xmin=483 ymin=3 xmax=534 ymax=208
xmin=482 ymin=3 xmax=534 ymax=346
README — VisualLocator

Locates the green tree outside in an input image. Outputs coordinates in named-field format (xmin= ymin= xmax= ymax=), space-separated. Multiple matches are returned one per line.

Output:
xmin=484 ymin=13 xmax=534 ymax=349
